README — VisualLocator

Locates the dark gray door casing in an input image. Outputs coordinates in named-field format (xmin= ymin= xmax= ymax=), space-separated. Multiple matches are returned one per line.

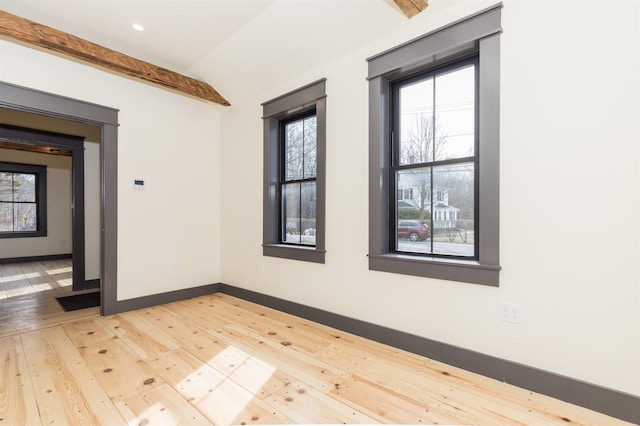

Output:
xmin=0 ymin=80 xmax=119 ymax=315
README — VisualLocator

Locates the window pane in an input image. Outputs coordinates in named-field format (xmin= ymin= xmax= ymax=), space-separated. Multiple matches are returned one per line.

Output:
xmin=434 ymin=65 xmax=475 ymax=161
xmin=0 ymin=172 xmax=12 ymax=202
xmin=303 ymin=116 xmax=317 ymax=179
xmin=282 ymin=182 xmax=301 ymax=243
xmin=14 ymin=202 xmax=37 ymax=232
xmin=281 ymin=181 xmax=316 ymax=246
xmin=14 ymin=173 xmax=36 ymax=202
xmin=399 ymin=77 xmax=435 ymax=165
xmin=396 ymin=167 xmax=431 ymax=253
xmin=300 ymin=181 xmax=316 ymax=246
xmin=432 ymin=163 xmax=474 ymax=257
xmin=285 ymin=115 xmax=317 ymax=181
xmin=0 ymin=203 xmax=12 ymax=232
xmin=285 ymin=120 xmax=304 ymax=181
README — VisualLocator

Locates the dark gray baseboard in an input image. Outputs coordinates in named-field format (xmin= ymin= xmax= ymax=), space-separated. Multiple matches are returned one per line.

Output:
xmin=218 ymin=283 xmax=640 ymax=425
xmin=82 ymin=279 xmax=101 ymax=290
xmin=0 ymin=253 xmax=72 ymax=265
xmin=116 ymin=283 xmax=221 ymax=314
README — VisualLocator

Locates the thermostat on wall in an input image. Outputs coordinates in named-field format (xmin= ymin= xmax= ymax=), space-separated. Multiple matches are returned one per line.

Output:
xmin=133 ymin=179 xmax=145 ymax=190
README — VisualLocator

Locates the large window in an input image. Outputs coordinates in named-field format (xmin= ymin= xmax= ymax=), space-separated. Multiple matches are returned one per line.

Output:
xmin=368 ymin=6 xmax=501 ymax=285
xmin=0 ymin=162 xmax=47 ymax=238
xmin=392 ymin=58 xmax=477 ymax=258
xmin=263 ymin=79 xmax=326 ymax=263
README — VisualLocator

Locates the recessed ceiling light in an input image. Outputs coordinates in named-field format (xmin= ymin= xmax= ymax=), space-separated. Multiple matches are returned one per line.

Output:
xmin=132 ymin=23 xmax=144 ymax=32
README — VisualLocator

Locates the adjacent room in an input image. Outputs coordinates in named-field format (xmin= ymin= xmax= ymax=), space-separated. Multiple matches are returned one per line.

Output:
xmin=0 ymin=0 xmax=638 ymax=424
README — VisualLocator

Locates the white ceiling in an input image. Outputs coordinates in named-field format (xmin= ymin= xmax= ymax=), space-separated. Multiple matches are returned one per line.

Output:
xmin=0 ymin=0 xmax=452 ymax=104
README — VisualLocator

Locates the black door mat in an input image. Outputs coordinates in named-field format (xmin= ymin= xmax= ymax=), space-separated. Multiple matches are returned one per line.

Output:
xmin=56 ymin=292 xmax=100 ymax=312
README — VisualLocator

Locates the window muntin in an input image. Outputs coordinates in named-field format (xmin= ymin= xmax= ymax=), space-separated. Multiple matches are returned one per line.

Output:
xmin=281 ymin=114 xmax=317 ymax=246
xmin=0 ymin=162 xmax=47 ymax=238
xmin=392 ymin=59 xmax=477 ymax=259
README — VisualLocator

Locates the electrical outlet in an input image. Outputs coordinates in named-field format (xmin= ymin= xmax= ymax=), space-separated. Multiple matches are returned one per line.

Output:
xmin=174 ymin=262 xmax=184 ymax=272
xmin=499 ymin=302 xmax=521 ymax=323
xmin=257 ymin=262 xmax=264 ymax=273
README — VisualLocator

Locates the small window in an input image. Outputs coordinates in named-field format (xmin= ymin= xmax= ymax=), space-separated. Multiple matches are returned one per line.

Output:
xmin=281 ymin=113 xmax=317 ymax=246
xmin=262 ymin=79 xmax=326 ymax=263
xmin=0 ymin=162 xmax=47 ymax=238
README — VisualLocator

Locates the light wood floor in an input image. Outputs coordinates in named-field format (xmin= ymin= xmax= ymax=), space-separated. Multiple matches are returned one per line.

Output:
xmin=0 ymin=261 xmax=632 ymax=425
xmin=0 ymin=259 xmax=99 ymax=339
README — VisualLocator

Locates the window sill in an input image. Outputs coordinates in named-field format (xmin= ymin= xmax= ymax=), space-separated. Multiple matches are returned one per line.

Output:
xmin=368 ymin=253 xmax=500 ymax=286
xmin=0 ymin=231 xmax=47 ymax=239
xmin=263 ymin=244 xmax=326 ymax=264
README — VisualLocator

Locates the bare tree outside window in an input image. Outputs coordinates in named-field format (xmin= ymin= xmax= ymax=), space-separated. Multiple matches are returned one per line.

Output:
xmin=282 ymin=114 xmax=317 ymax=245
xmin=0 ymin=171 xmax=38 ymax=233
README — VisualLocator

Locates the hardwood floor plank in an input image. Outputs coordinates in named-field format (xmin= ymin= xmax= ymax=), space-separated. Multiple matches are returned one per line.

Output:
xmin=115 ymin=383 xmax=214 ymax=425
xmin=0 ymin=335 xmax=41 ymax=426
xmin=102 ymin=311 xmax=181 ymax=359
xmin=267 ymin=380 xmax=379 ymax=424
xmin=217 ymin=323 xmax=348 ymax=393
xmin=20 ymin=326 xmax=125 ymax=425
xmin=63 ymin=319 xmax=166 ymax=402
xmin=199 ymin=294 xmax=336 ymax=355
xmin=330 ymin=375 xmax=463 ymax=424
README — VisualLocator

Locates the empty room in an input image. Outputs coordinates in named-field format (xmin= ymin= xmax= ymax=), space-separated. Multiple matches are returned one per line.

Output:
xmin=0 ymin=0 xmax=638 ymax=424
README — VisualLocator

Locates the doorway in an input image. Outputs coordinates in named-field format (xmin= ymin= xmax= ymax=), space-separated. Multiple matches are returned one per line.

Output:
xmin=0 ymin=124 xmax=89 ymax=291
xmin=0 ymin=81 xmax=118 ymax=315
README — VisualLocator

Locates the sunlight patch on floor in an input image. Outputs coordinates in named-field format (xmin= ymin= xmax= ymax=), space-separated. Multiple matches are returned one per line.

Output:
xmin=23 ymin=272 xmax=42 ymax=279
xmin=32 ymin=283 xmax=54 ymax=292
xmin=57 ymin=278 xmax=73 ymax=287
xmin=207 ymin=345 xmax=276 ymax=424
xmin=46 ymin=267 xmax=72 ymax=275
xmin=0 ymin=274 xmax=28 ymax=284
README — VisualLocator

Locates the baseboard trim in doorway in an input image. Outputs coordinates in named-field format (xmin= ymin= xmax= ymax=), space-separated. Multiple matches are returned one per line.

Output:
xmin=218 ymin=283 xmax=640 ymax=425
xmin=0 ymin=253 xmax=72 ymax=265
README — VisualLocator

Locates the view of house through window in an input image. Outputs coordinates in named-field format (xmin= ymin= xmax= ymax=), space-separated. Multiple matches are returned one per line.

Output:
xmin=0 ymin=164 xmax=44 ymax=235
xmin=282 ymin=113 xmax=317 ymax=246
xmin=393 ymin=59 xmax=477 ymax=258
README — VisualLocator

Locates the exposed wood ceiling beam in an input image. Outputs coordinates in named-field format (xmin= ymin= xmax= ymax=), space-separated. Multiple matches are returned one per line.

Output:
xmin=0 ymin=140 xmax=72 ymax=156
xmin=393 ymin=0 xmax=428 ymax=18
xmin=0 ymin=10 xmax=230 ymax=106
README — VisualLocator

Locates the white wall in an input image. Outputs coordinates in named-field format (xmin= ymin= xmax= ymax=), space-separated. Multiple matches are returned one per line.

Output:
xmin=0 ymin=149 xmax=72 ymax=258
xmin=0 ymin=39 xmax=223 ymax=300
xmin=220 ymin=0 xmax=640 ymax=397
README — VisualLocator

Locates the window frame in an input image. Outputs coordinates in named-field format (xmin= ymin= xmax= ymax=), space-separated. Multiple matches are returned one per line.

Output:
xmin=367 ymin=5 xmax=502 ymax=286
xmin=0 ymin=161 xmax=48 ymax=239
xmin=262 ymin=79 xmax=326 ymax=263
xmin=390 ymin=55 xmax=479 ymax=261
xmin=279 ymin=110 xmax=318 ymax=247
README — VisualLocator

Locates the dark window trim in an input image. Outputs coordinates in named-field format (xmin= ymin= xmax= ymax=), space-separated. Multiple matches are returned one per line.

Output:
xmin=262 ymin=79 xmax=326 ymax=263
xmin=367 ymin=4 xmax=501 ymax=286
xmin=0 ymin=161 xmax=48 ymax=238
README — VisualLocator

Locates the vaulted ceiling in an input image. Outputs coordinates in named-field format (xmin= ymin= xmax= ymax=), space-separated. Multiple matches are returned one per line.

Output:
xmin=0 ymin=0 xmax=443 ymax=105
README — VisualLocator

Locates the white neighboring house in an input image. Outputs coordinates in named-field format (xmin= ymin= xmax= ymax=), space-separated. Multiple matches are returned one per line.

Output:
xmin=398 ymin=187 xmax=460 ymax=229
